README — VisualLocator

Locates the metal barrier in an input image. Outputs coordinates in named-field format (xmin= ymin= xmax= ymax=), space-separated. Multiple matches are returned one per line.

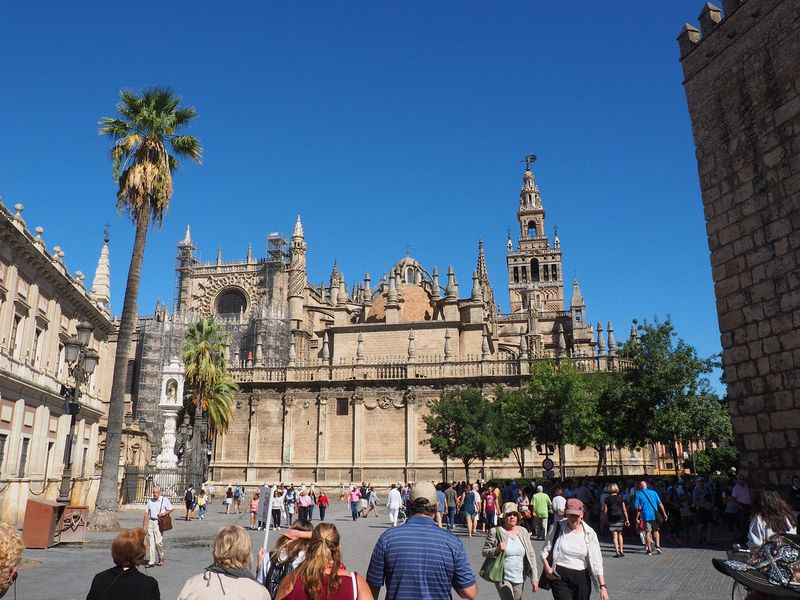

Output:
xmin=122 ymin=466 xmax=203 ymax=504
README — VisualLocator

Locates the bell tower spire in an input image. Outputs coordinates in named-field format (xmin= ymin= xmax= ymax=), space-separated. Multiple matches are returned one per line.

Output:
xmin=506 ymin=155 xmax=565 ymax=313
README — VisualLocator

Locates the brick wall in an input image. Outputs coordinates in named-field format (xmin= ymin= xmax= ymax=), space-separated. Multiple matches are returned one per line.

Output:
xmin=679 ymin=0 xmax=800 ymax=485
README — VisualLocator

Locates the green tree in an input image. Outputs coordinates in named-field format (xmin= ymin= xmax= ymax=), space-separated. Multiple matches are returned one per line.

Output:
xmin=525 ymin=360 xmax=617 ymax=475
xmin=182 ymin=318 xmax=237 ymax=435
xmin=618 ymin=319 xmax=731 ymax=476
xmin=495 ymin=387 xmax=535 ymax=477
xmin=93 ymin=87 xmax=202 ymax=530
xmin=182 ymin=318 xmax=237 ymax=481
xmin=421 ymin=388 xmax=502 ymax=481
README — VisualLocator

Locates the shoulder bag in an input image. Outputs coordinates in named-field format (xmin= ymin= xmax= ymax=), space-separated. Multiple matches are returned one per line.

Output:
xmin=479 ymin=528 xmax=506 ymax=583
xmin=643 ymin=491 xmax=664 ymax=525
xmin=538 ymin=521 xmax=563 ymax=591
xmin=157 ymin=498 xmax=173 ymax=532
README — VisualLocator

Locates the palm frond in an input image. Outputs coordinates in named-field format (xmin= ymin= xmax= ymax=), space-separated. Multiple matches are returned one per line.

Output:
xmin=170 ymin=136 xmax=203 ymax=163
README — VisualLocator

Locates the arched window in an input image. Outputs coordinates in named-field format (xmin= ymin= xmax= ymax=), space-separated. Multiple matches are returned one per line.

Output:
xmin=543 ymin=264 xmax=549 ymax=281
xmin=527 ymin=221 xmax=537 ymax=237
xmin=551 ymin=265 xmax=558 ymax=281
xmin=521 ymin=266 xmax=528 ymax=283
xmin=217 ymin=289 xmax=247 ymax=315
xmin=406 ymin=267 xmax=414 ymax=283
xmin=513 ymin=267 xmax=519 ymax=283
xmin=530 ymin=259 xmax=540 ymax=282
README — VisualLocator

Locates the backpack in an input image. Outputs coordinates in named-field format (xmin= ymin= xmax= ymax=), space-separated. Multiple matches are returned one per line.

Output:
xmin=234 ymin=488 xmax=241 ymax=500
xmin=264 ymin=559 xmax=293 ymax=598
xmin=185 ymin=489 xmax=193 ymax=503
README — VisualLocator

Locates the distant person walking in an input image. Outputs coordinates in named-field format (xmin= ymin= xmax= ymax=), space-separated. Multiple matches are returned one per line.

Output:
xmin=635 ymin=481 xmax=668 ymax=555
xmin=603 ymin=483 xmax=629 ymax=557
xmin=317 ymin=491 xmax=330 ymax=521
xmin=533 ymin=485 xmax=553 ymax=540
xmin=349 ymin=486 xmax=362 ymax=522
xmin=387 ymin=484 xmax=403 ymax=527
xmin=142 ymin=486 xmax=173 ymax=567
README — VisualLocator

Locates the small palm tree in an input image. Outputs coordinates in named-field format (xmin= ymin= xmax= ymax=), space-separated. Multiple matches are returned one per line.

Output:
xmin=182 ymin=318 xmax=237 ymax=479
xmin=93 ymin=87 xmax=202 ymax=530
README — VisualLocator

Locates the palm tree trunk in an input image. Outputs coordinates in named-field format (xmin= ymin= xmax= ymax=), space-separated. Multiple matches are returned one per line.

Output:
xmin=91 ymin=207 xmax=150 ymax=530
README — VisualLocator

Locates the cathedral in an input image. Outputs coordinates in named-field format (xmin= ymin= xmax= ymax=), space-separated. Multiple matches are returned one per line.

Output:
xmin=132 ymin=161 xmax=644 ymax=485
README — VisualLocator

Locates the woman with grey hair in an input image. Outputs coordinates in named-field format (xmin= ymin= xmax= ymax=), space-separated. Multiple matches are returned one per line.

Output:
xmin=482 ymin=502 xmax=539 ymax=600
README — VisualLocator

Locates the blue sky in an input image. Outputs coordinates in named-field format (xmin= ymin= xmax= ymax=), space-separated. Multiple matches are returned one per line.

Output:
xmin=0 ymin=2 xmax=721 ymax=381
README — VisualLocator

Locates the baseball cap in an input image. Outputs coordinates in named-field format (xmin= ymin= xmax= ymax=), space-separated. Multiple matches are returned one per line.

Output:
xmin=564 ymin=498 xmax=585 ymax=516
xmin=410 ymin=481 xmax=437 ymax=505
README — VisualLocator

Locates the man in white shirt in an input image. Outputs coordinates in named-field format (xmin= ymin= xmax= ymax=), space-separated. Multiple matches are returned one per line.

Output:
xmin=387 ymin=483 xmax=403 ymax=527
xmin=142 ymin=486 xmax=173 ymax=567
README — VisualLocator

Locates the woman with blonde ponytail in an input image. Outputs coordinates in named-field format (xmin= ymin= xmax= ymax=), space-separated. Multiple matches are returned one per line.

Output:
xmin=275 ymin=523 xmax=373 ymax=600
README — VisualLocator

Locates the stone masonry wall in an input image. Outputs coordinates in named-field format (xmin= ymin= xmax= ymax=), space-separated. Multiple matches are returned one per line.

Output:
xmin=679 ymin=0 xmax=800 ymax=486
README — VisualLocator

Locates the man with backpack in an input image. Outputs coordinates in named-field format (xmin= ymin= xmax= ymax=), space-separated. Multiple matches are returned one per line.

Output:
xmin=184 ymin=484 xmax=197 ymax=521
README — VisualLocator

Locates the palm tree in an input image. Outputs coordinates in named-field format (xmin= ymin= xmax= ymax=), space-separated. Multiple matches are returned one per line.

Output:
xmin=92 ymin=88 xmax=202 ymax=530
xmin=182 ymin=318 xmax=237 ymax=480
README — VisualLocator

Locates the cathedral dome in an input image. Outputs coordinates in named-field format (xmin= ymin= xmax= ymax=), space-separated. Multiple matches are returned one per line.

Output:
xmin=366 ymin=283 xmax=436 ymax=323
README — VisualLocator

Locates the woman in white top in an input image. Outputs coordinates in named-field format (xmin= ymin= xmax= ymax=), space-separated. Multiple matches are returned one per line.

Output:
xmin=540 ymin=498 xmax=608 ymax=600
xmin=747 ymin=488 xmax=797 ymax=549
xmin=482 ymin=502 xmax=539 ymax=600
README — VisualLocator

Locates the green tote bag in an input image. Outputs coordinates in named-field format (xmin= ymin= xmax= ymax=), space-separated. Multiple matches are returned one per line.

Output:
xmin=479 ymin=528 xmax=505 ymax=583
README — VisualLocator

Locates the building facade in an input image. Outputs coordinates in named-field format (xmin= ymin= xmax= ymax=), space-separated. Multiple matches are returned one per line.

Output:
xmin=0 ymin=199 xmax=115 ymax=524
xmin=131 ymin=163 xmax=648 ymax=485
xmin=679 ymin=0 xmax=800 ymax=486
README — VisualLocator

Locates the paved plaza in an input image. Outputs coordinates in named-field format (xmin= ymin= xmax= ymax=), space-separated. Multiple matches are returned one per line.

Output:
xmin=18 ymin=500 xmax=732 ymax=600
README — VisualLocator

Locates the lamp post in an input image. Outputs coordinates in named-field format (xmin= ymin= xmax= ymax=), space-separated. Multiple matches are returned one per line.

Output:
xmin=58 ymin=320 xmax=99 ymax=504
xmin=554 ymin=419 xmax=565 ymax=481
xmin=123 ymin=412 xmax=134 ymax=465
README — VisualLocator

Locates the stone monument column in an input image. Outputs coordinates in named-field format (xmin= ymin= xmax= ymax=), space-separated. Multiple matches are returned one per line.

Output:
xmin=156 ymin=358 xmax=185 ymax=469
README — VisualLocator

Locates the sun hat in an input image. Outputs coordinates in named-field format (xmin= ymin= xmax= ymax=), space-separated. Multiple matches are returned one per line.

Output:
xmin=409 ymin=481 xmax=438 ymax=505
xmin=712 ymin=533 xmax=800 ymax=597
xmin=500 ymin=502 xmax=520 ymax=519
xmin=564 ymin=498 xmax=585 ymax=516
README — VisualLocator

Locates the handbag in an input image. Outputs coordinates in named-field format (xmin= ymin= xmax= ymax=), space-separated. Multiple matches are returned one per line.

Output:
xmin=538 ymin=521 xmax=563 ymax=591
xmin=157 ymin=498 xmax=173 ymax=532
xmin=479 ymin=528 xmax=506 ymax=583
xmin=643 ymin=491 xmax=664 ymax=525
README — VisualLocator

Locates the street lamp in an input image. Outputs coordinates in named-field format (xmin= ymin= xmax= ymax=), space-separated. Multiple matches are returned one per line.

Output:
xmin=554 ymin=419 xmax=565 ymax=481
xmin=58 ymin=321 xmax=99 ymax=504
xmin=123 ymin=412 xmax=134 ymax=465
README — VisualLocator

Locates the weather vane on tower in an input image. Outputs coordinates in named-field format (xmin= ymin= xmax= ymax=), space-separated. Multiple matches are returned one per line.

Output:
xmin=523 ymin=153 xmax=537 ymax=170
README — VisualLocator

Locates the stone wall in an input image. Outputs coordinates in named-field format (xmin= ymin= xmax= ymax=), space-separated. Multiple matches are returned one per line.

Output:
xmin=679 ymin=0 xmax=800 ymax=485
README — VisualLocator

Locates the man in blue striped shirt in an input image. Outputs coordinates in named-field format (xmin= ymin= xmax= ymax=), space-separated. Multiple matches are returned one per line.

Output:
xmin=367 ymin=481 xmax=477 ymax=600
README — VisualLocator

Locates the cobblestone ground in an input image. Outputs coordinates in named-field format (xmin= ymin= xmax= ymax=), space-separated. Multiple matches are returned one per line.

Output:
xmin=18 ymin=501 xmax=732 ymax=599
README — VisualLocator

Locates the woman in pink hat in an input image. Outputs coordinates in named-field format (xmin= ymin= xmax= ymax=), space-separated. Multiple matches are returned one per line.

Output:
xmin=539 ymin=498 xmax=608 ymax=600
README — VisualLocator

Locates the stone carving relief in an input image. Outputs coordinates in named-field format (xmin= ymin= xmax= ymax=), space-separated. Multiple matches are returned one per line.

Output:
xmin=190 ymin=272 xmax=266 ymax=316
xmin=377 ymin=396 xmax=392 ymax=409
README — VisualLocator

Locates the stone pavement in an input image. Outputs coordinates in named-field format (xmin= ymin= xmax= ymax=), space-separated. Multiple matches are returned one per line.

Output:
xmin=17 ymin=501 xmax=733 ymax=599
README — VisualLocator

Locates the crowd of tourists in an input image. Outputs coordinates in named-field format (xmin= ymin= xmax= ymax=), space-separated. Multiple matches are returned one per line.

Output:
xmin=1 ymin=471 xmax=798 ymax=599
